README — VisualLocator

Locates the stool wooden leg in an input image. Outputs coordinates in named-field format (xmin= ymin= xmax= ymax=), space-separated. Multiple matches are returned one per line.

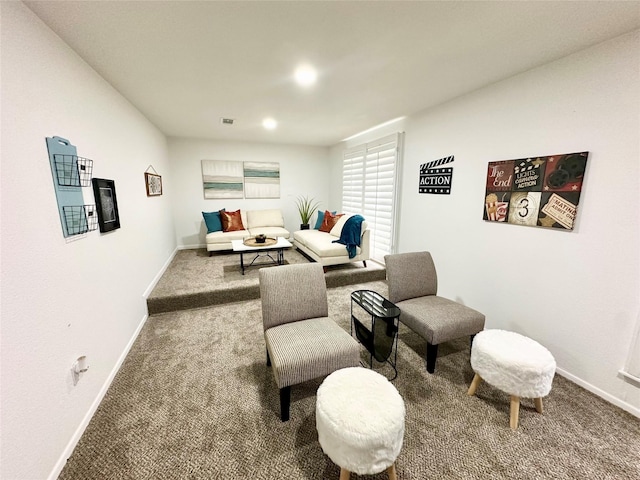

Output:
xmin=339 ymin=467 xmax=350 ymax=480
xmin=467 ymin=373 xmax=482 ymax=396
xmin=510 ymin=395 xmax=520 ymax=430
xmin=534 ymin=397 xmax=544 ymax=414
xmin=387 ymin=463 xmax=397 ymax=480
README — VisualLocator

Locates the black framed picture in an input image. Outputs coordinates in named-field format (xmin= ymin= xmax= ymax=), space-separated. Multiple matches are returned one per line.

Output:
xmin=91 ymin=177 xmax=121 ymax=233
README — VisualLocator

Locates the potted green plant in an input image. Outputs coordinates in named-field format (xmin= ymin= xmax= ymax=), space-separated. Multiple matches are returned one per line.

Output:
xmin=295 ymin=195 xmax=320 ymax=230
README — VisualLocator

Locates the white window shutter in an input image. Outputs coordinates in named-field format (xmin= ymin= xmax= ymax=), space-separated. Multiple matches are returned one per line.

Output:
xmin=342 ymin=133 xmax=401 ymax=263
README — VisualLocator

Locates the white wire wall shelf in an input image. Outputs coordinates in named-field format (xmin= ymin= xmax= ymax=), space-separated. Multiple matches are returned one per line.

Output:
xmin=62 ymin=205 xmax=98 ymax=235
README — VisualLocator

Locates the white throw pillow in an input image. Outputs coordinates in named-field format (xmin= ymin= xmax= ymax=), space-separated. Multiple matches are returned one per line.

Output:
xmin=329 ymin=213 xmax=354 ymax=237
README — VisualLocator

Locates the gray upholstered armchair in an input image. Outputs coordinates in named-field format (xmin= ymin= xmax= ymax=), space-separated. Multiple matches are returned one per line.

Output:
xmin=384 ymin=251 xmax=485 ymax=374
xmin=259 ymin=263 xmax=361 ymax=421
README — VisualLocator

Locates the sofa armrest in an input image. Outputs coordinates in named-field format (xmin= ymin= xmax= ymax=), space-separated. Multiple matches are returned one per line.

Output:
xmin=359 ymin=226 xmax=371 ymax=260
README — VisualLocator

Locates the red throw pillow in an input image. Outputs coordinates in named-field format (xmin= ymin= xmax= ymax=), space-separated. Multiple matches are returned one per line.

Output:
xmin=319 ymin=210 xmax=344 ymax=233
xmin=220 ymin=209 xmax=245 ymax=232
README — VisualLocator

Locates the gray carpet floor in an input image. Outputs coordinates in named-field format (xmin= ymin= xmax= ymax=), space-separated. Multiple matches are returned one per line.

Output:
xmin=58 ymin=272 xmax=640 ymax=479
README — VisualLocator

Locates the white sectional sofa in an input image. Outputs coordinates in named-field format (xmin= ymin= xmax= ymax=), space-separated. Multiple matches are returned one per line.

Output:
xmin=293 ymin=214 xmax=370 ymax=267
xmin=205 ymin=209 xmax=290 ymax=254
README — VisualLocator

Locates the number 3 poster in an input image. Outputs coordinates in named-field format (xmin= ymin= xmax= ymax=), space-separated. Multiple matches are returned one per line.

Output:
xmin=483 ymin=152 xmax=588 ymax=230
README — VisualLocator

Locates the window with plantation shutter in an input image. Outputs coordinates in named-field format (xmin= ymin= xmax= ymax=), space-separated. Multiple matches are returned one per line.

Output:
xmin=342 ymin=133 xmax=401 ymax=263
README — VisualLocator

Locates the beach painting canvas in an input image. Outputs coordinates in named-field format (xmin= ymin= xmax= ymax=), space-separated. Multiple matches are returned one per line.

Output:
xmin=202 ymin=160 xmax=244 ymax=199
xmin=244 ymin=162 xmax=280 ymax=198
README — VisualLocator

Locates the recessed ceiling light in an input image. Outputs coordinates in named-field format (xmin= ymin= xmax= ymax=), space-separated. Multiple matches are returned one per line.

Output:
xmin=294 ymin=64 xmax=317 ymax=87
xmin=263 ymin=118 xmax=277 ymax=130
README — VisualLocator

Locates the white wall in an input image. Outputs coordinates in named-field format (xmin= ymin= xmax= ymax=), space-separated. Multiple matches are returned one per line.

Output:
xmin=331 ymin=30 xmax=640 ymax=414
xmin=168 ymin=137 xmax=330 ymax=247
xmin=0 ymin=3 xmax=176 ymax=479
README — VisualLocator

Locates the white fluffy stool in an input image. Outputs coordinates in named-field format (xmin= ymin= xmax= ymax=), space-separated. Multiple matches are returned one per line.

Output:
xmin=467 ymin=329 xmax=556 ymax=430
xmin=316 ymin=367 xmax=405 ymax=480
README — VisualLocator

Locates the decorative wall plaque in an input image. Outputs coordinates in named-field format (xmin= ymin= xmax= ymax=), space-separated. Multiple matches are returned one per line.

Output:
xmin=419 ymin=155 xmax=454 ymax=195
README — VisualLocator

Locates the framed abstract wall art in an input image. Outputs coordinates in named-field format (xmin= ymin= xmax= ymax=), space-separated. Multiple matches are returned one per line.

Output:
xmin=201 ymin=160 xmax=244 ymax=199
xmin=483 ymin=151 xmax=588 ymax=230
xmin=243 ymin=161 xmax=280 ymax=198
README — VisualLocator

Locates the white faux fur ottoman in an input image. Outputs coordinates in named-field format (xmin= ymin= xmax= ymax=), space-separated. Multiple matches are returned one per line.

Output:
xmin=467 ymin=329 xmax=556 ymax=430
xmin=316 ymin=367 xmax=405 ymax=480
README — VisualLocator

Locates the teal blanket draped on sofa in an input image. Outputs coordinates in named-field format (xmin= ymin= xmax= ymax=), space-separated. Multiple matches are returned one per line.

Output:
xmin=332 ymin=215 xmax=365 ymax=259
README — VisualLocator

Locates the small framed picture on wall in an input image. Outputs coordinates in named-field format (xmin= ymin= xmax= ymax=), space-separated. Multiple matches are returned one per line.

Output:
xmin=145 ymin=172 xmax=162 ymax=196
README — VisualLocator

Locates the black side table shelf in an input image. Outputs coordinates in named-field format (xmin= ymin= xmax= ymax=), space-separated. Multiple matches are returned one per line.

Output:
xmin=350 ymin=289 xmax=401 ymax=380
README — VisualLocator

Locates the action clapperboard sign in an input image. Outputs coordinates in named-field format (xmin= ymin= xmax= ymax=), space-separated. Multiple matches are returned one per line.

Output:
xmin=419 ymin=155 xmax=454 ymax=195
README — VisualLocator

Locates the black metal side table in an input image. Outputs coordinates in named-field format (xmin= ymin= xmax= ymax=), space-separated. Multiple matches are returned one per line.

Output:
xmin=350 ymin=289 xmax=401 ymax=380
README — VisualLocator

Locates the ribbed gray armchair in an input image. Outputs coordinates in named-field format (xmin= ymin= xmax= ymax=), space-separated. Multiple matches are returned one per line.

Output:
xmin=384 ymin=251 xmax=485 ymax=374
xmin=259 ymin=263 xmax=361 ymax=421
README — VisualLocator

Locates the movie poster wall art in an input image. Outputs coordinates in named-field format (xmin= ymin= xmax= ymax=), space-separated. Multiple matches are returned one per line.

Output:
xmin=483 ymin=152 xmax=588 ymax=230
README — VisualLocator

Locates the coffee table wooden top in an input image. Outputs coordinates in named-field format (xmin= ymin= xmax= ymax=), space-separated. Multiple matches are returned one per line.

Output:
xmin=231 ymin=237 xmax=292 ymax=252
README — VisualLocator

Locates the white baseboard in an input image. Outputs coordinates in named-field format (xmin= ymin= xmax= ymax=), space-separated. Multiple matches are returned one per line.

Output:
xmin=618 ymin=369 xmax=640 ymax=387
xmin=48 ymin=312 xmax=149 ymax=480
xmin=556 ymin=367 xmax=640 ymax=418
xmin=178 ymin=243 xmax=205 ymax=250
xmin=142 ymin=246 xmax=179 ymax=299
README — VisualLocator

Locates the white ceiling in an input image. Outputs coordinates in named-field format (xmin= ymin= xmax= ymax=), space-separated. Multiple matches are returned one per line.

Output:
xmin=24 ymin=1 xmax=640 ymax=147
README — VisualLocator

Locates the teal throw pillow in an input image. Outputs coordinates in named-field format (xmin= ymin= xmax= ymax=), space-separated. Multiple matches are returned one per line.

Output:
xmin=314 ymin=210 xmax=336 ymax=230
xmin=202 ymin=210 xmax=224 ymax=233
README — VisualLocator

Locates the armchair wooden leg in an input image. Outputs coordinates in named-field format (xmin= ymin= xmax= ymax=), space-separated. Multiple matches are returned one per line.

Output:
xmin=363 ymin=260 xmax=367 ymax=268
xmin=280 ymin=386 xmax=291 ymax=422
xmin=510 ymin=395 xmax=520 ymax=430
xmin=339 ymin=468 xmax=350 ymax=480
xmin=266 ymin=350 xmax=271 ymax=367
xmin=387 ymin=463 xmax=397 ymax=480
xmin=426 ymin=342 xmax=438 ymax=373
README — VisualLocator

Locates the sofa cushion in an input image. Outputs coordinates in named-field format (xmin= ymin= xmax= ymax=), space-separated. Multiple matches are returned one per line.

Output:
xmin=247 ymin=209 xmax=284 ymax=229
xmin=221 ymin=209 xmax=245 ymax=232
xmin=319 ymin=211 xmax=344 ymax=233
xmin=313 ymin=239 xmax=360 ymax=257
xmin=206 ymin=229 xmax=249 ymax=244
xmin=294 ymin=229 xmax=360 ymax=257
xmin=294 ymin=229 xmax=327 ymax=247
xmin=202 ymin=210 xmax=224 ymax=233
xmin=248 ymin=226 xmax=290 ymax=238
xmin=329 ymin=213 xmax=355 ymax=237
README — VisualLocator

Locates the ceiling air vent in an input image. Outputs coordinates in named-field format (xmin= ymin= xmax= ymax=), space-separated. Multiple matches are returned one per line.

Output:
xmin=220 ymin=118 xmax=235 ymax=125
